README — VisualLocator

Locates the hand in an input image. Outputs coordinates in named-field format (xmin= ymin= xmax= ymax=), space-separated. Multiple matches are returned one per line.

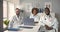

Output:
xmin=34 ymin=22 xmax=38 ymax=23
xmin=45 ymin=25 xmax=53 ymax=30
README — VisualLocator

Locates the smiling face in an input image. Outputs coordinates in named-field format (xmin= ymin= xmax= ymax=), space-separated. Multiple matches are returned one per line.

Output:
xmin=15 ymin=8 xmax=20 ymax=15
xmin=32 ymin=8 xmax=38 ymax=15
xmin=32 ymin=10 xmax=37 ymax=15
xmin=45 ymin=8 xmax=50 ymax=15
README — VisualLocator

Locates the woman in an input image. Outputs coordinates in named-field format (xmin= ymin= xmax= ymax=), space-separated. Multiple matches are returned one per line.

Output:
xmin=30 ymin=8 xmax=40 ymax=23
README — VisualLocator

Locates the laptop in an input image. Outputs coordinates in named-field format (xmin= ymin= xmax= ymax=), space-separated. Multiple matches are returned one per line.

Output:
xmin=19 ymin=17 xmax=34 ymax=28
xmin=23 ymin=17 xmax=34 ymax=26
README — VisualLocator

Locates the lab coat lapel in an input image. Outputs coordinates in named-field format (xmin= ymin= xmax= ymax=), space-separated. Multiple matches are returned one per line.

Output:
xmin=16 ymin=15 xmax=20 ymax=21
xmin=44 ymin=14 xmax=52 ymax=22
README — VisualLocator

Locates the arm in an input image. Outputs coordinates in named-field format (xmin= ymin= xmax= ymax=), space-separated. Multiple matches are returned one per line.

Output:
xmin=40 ymin=16 xmax=54 ymax=30
xmin=45 ymin=18 xmax=59 ymax=30
xmin=45 ymin=25 xmax=53 ymax=30
xmin=52 ymin=18 xmax=59 ymax=32
xmin=8 ymin=17 xmax=14 ymax=28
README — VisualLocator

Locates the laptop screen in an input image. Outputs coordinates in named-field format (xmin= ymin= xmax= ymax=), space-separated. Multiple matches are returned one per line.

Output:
xmin=23 ymin=17 xmax=35 ymax=26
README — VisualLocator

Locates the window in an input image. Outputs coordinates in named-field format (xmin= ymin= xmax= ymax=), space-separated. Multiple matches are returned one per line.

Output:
xmin=3 ymin=1 xmax=7 ymax=19
xmin=8 ymin=2 xmax=15 ymax=20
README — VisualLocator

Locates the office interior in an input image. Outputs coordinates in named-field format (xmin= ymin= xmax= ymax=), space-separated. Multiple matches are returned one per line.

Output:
xmin=3 ymin=0 xmax=60 ymax=32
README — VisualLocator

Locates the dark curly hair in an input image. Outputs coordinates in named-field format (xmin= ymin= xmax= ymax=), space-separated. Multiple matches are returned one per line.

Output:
xmin=32 ymin=8 xmax=38 ymax=14
xmin=45 ymin=7 xmax=50 ymax=12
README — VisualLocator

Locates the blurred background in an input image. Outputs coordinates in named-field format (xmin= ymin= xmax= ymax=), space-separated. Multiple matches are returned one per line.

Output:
xmin=3 ymin=0 xmax=60 ymax=32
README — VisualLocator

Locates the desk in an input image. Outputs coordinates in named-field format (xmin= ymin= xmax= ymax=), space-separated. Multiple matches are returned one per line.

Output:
xmin=4 ymin=23 xmax=41 ymax=32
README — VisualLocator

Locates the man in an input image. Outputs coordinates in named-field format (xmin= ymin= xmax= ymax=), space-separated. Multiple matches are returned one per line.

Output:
xmin=40 ymin=8 xmax=58 ymax=32
xmin=8 ymin=8 xmax=23 ymax=28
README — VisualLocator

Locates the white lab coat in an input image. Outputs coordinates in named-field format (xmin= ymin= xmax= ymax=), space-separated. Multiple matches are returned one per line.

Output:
xmin=8 ymin=15 xmax=23 ymax=28
xmin=39 ymin=13 xmax=58 ymax=32
xmin=30 ymin=13 xmax=40 ymax=22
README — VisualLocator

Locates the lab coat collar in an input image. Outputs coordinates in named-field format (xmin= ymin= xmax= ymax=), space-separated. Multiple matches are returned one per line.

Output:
xmin=44 ymin=13 xmax=52 ymax=18
xmin=16 ymin=14 xmax=20 ymax=21
xmin=32 ymin=13 xmax=38 ymax=16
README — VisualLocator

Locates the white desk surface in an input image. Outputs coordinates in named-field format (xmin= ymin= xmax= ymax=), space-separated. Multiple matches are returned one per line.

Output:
xmin=4 ymin=23 xmax=41 ymax=32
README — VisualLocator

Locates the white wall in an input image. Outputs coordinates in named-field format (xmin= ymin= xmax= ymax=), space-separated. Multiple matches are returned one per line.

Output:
xmin=52 ymin=0 xmax=60 ymax=30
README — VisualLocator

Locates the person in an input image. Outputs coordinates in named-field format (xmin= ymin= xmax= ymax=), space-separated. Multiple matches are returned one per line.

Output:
xmin=30 ymin=8 xmax=40 ymax=23
xmin=8 ymin=8 xmax=23 ymax=28
xmin=39 ymin=7 xmax=59 ymax=32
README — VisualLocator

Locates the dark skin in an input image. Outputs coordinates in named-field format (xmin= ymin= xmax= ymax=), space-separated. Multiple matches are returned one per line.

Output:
xmin=45 ymin=9 xmax=50 ymax=15
xmin=45 ymin=8 xmax=53 ymax=30
xmin=45 ymin=25 xmax=53 ymax=30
